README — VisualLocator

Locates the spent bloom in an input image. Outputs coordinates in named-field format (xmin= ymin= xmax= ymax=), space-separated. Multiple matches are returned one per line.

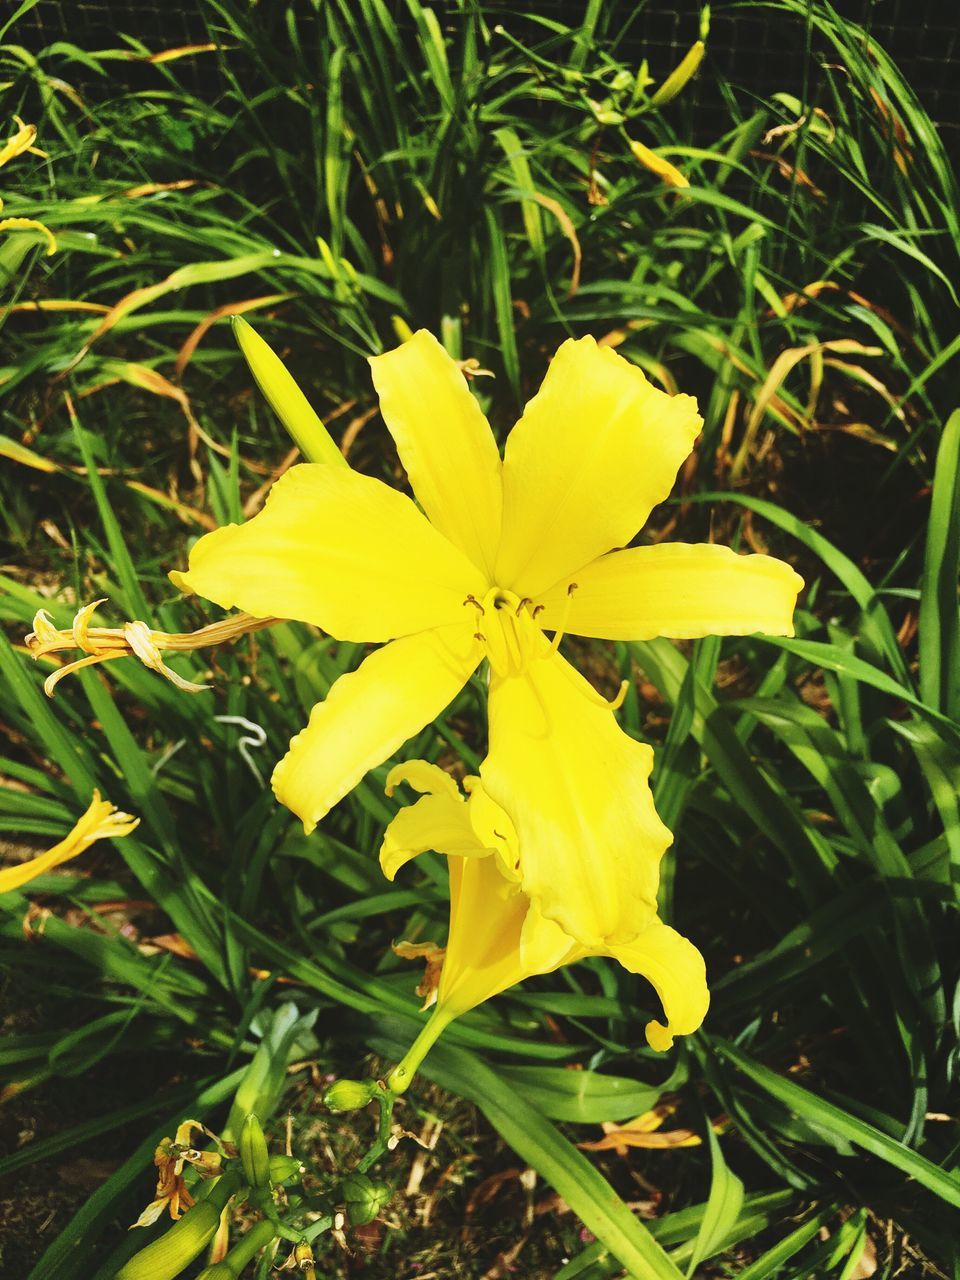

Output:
xmin=0 ymin=790 xmax=138 ymax=895
xmin=26 ymin=600 xmax=274 ymax=695
xmin=380 ymin=761 xmax=708 ymax=1084
xmin=132 ymin=1119 xmax=223 ymax=1228
xmin=170 ymin=330 xmax=801 ymax=959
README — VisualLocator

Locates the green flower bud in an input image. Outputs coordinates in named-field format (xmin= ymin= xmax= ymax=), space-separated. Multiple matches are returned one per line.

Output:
xmin=239 ymin=1113 xmax=271 ymax=1189
xmin=268 ymin=1154 xmax=304 ymax=1186
xmin=323 ymin=1077 xmax=377 ymax=1113
xmin=117 ymin=1170 xmax=243 ymax=1280
xmin=342 ymin=1173 xmax=391 ymax=1226
xmin=649 ymin=40 xmax=706 ymax=106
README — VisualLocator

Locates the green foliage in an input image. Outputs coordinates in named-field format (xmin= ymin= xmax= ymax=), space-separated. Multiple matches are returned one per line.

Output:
xmin=1 ymin=1 xmax=958 ymax=1277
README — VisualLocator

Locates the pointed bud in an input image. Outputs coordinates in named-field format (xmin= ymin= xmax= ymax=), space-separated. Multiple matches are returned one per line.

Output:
xmin=117 ymin=1170 xmax=243 ymax=1280
xmin=239 ymin=1114 xmax=271 ymax=1189
xmin=232 ymin=316 xmax=345 ymax=467
xmin=322 ymin=1078 xmax=377 ymax=1113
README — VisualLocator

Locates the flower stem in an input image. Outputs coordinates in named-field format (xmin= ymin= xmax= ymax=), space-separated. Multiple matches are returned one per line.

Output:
xmin=384 ymin=1005 xmax=455 ymax=1097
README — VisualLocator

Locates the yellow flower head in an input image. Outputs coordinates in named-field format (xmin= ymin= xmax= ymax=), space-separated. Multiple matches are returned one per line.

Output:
xmin=0 ymin=118 xmax=57 ymax=254
xmin=171 ymin=330 xmax=802 ymax=953
xmin=0 ymin=791 xmax=139 ymax=895
xmin=381 ymin=761 xmax=709 ymax=1053
xmin=0 ymin=117 xmax=45 ymax=170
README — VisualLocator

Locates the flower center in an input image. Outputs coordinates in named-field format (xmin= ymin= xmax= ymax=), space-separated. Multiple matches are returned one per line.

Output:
xmin=463 ymin=586 xmax=550 ymax=676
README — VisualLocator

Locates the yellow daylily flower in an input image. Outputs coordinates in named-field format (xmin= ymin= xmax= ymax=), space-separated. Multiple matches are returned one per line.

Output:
xmin=0 ymin=119 xmax=57 ymax=255
xmin=381 ymin=762 xmax=709 ymax=1092
xmin=0 ymin=790 xmax=139 ymax=895
xmin=0 ymin=117 xmax=46 ymax=170
xmin=171 ymin=330 xmax=802 ymax=951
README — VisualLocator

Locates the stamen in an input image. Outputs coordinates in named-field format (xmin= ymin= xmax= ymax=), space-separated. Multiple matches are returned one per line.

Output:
xmin=554 ymin=658 xmax=632 ymax=712
xmin=515 ymin=598 xmax=531 ymax=616
xmin=25 ymin=603 xmax=277 ymax=696
xmin=608 ymin=679 xmax=630 ymax=711
xmin=548 ymin=582 xmax=578 ymax=654
xmin=463 ymin=594 xmax=485 ymax=615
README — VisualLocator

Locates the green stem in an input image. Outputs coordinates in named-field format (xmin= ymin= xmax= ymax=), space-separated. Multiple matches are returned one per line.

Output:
xmin=220 ymin=1217 xmax=277 ymax=1273
xmin=384 ymin=1004 xmax=456 ymax=1096
xmin=355 ymin=1085 xmax=396 ymax=1174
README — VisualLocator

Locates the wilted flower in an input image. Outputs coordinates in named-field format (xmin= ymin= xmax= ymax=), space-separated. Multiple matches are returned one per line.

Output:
xmin=0 ymin=791 xmax=138 ymax=895
xmin=132 ymin=1119 xmax=222 ymax=1228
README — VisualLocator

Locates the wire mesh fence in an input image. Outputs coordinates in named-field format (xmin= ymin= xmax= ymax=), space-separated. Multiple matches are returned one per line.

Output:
xmin=13 ymin=0 xmax=960 ymax=145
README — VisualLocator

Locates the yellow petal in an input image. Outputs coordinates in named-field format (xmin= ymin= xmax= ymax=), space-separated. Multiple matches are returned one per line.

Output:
xmin=536 ymin=543 xmax=804 ymax=640
xmin=464 ymin=777 xmax=522 ymax=883
xmin=0 ymin=118 xmax=38 ymax=168
xmin=519 ymin=900 xmax=581 ymax=974
xmin=380 ymin=791 xmax=484 ymax=881
xmin=385 ymin=759 xmax=460 ymax=802
xmin=0 ymin=791 xmax=138 ymax=895
xmin=611 ymin=919 xmax=709 ymax=1051
xmin=369 ymin=330 xmax=503 ymax=577
xmin=0 ymin=217 xmax=57 ymax=255
xmin=482 ymin=650 xmax=671 ymax=948
xmin=495 ymin=337 xmax=702 ymax=598
xmin=437 ymin=854 xmax=531 ymax=1015
xmin=273 ymin=623 xmax=481 ymax=833
xmin=172 ymin=463 xmax=485 ymax=641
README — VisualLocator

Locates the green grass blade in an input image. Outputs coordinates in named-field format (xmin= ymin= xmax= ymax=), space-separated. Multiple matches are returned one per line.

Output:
xmin=372 ymin=1023 xmax=686 ymax=1280
xmin=715 ymin=1039 xmax=960 ymax=1208
xmin=919 ymin=408 xmax=960 ymax=716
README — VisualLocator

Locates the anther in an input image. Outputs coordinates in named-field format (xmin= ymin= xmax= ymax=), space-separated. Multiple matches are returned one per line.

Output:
xmin=463 ymin=594 xmax=485 ymax=615
xmin=474 ymin=632 xmax=485 ymax=643
xmin=532 ymin=604 xmax=545 ymax=619
xmin=515 ymin=597 xmax=531 ymax=616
